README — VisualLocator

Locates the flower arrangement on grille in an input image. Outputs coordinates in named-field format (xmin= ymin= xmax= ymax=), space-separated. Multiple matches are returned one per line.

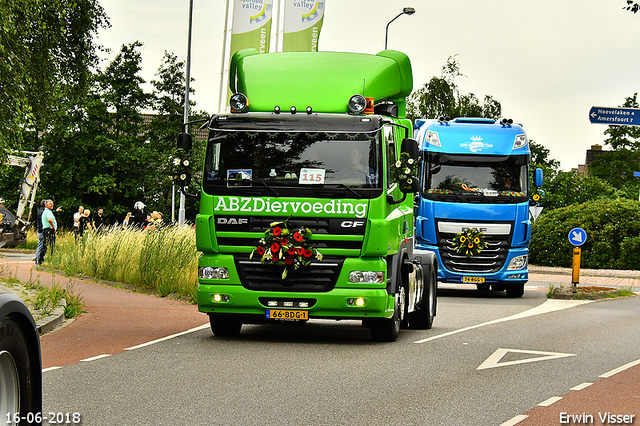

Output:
xmin=390 ymin=152 xmax=418 ymax=192
xmin=250 ymin=219 xmax=323 ymax=279
xmin=452 ymin=228 xmax=488 ymax=257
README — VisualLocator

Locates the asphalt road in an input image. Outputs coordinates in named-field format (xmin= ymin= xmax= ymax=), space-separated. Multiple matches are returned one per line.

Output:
xmin=39 ymin=286 xmax=640 ymax=426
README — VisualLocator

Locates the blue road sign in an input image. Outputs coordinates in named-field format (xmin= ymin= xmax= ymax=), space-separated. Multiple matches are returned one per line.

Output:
xmin=568 ymin=228 xmax=587 ymax=247
xmin=589 ymin=106 xmax=640 ymax=126
xmin=635 ymin=171 xmax=640 ymax=178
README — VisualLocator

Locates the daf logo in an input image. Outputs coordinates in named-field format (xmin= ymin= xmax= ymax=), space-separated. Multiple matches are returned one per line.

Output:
xmin=463 ymin=226 xmax=487 ymax=233
xmin=217 ymin=217 xmax=249 ymax=225
xmin=341 ymin=220 xmax=365 ymax=228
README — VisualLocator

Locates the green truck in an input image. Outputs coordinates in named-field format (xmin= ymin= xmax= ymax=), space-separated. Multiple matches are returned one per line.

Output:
xmin=186 ymin=48 xmax=437 ymax=341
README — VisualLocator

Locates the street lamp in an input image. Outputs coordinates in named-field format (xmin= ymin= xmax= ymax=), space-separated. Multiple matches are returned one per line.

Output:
xmin=385 ymin=7 xmax=415 ymax=50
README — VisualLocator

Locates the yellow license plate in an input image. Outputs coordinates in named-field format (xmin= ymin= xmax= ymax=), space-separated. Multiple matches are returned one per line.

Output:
xmin=463 ymin=276 xmax=485 ymax=283
xmin=266 ymin=309 xmax=309 ymax=320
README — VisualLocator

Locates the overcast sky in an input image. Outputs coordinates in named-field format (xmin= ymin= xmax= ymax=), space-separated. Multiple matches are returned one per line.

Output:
xmin=95 ymin=0 xmax=640 ymax=171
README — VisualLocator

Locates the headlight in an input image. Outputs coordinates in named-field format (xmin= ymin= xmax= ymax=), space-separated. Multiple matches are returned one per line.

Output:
xmin=199 ymin=267 xmax=229 ymax=279
xmin=348 ymin=94 xmax=367 ymax=114
xmin=507 ymin=255 xmax=527 ymax=271
xmin=348 ymin=271 xmax=384 ymax=283
xmin=229 ymin=93 xmax=249 ymax=113
xmin=426 ymin=130 xmax=441 ymax=147
xmin=513 ymin=133 xmax=528 ymax=149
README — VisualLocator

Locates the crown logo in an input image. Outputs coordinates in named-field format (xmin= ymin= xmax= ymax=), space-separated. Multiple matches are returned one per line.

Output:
xmin=470 ymin=135 xmax=483 ymax=142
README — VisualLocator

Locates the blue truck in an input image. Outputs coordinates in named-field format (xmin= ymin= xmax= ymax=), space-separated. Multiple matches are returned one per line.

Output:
xmin=413 ymin=117 xmax=543 ymax=297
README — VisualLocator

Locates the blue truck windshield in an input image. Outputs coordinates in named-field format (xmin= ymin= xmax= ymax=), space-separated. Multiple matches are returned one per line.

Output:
xmin=422 ymin=155 xmax=529 ymax=203
xmin=203 ymin=130 xmax=383 ymax=197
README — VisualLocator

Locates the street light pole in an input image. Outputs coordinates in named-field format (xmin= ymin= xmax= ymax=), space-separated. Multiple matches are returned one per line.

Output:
xmin=384 ymin=7 xmax=415 ymax=50
xmin=180 ymin=0 xmax=194 ymax=225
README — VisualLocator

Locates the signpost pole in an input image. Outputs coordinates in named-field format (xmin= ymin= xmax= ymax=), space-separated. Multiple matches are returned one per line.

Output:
xmin=571 ymin=247 xmax=581 ymax=292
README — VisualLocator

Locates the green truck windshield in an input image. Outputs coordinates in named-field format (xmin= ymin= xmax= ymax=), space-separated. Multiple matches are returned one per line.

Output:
xmin=203 ymin=130 xmax=383 ymax=197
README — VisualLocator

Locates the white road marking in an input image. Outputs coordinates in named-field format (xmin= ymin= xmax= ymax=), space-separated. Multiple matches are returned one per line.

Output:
xmin=80 ymin=354 xmax=111 ymax=362
xmin=477 ymin=348 xmax=576 ymax=370
xmin=414 ymin=299 xmax=593 ymax=344
xmin=538 ymin=396 xmax=563 ymax=406
xmin=42 ymin=366 xmax=62 ymax=373
xmin=599 ymin=357 xmax=640 ymax=378
xmin=124 ymin=323 xmax=209 ymax=351
xmin=500 ymin=415 xmax=528 ymax=426
xmin=570 ymin=382 xmax=593 ymax=391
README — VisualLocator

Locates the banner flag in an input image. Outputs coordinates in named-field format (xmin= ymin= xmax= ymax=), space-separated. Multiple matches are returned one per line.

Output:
xmin=282 ymin=1 xmax=325 ymax=52
xmin=230 ymin=0 xmax=274 ymax=56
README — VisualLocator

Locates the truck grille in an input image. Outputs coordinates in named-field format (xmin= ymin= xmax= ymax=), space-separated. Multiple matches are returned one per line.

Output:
xmin=234 ymin=253 xmax=344 ymax=292
xmin=216 ymin=215 xmax=361 ymax=291
xmin=436 ymin=222 xmax=512 ymax=274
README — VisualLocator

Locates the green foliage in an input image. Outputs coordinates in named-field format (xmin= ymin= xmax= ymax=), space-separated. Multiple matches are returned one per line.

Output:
xmin=47 ymin=226 xmax=198 ymax=302
xmin=531 ymin=199 xmax=640 ymax=268
xmin=407 ymin=55 xmax=502 ymax=120
xmin=0 ymin=0 xmax=108 ymax=150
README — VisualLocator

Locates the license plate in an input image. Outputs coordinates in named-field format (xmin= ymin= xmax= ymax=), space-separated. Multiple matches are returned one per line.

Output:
xmin=463 ymin=276 xmax=485 ymax=283
xmin=266 ymin=309 xmax=308 ymax=320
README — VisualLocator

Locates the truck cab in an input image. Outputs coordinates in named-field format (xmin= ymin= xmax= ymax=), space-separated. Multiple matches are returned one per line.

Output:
xmin=414 ymin=117 xmax=542 ymax=297
xmin=190 ymin=49 xmax=437 ymax=341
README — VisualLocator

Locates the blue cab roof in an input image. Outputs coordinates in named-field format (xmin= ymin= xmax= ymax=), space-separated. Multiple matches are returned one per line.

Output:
xmin=414 ymin=118 xmax=530 ymax=156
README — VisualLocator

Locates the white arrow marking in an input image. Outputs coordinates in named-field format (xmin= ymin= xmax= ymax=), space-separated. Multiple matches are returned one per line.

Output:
xmin=477 ymin=348 xmax=576 ymax=370
xmin=571 ymin=231 xmax=583 ymax=243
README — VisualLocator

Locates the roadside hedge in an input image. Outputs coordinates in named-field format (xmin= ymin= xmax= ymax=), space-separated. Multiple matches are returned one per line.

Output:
xmin=530 ymin=199 xmax=640 ymax=269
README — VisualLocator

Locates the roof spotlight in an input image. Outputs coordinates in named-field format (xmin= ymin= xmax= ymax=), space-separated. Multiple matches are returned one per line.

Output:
xmin=229 ymin=93 xmax=249 ymax=113
xmin=290 ymin=106 xmax=297 ymax=115
xmin=274 ymin=105 xmax=281 ymax=114
xmin=348 ymin=94 xmax=367 ymax=114
xmin=306 ymin=106 xmax=313 ymax=114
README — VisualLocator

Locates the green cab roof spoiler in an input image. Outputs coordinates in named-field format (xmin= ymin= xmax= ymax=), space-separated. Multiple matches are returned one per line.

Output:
xmin=229 ymin=49 xmax=413 ymax=117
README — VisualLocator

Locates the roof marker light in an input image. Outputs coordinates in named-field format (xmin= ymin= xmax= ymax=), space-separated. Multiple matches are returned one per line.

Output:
xmin=306 ymin=106 xmax=313 ymax=114
xmin=290 ymin=106 xmax=297 ymax=115
xmin=274 ymin=106 xmax=281 ymax=114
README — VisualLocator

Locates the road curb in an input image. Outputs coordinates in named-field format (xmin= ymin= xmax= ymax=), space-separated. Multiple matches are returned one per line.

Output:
xmin=36 ymin=301 xmax=66 ymax=335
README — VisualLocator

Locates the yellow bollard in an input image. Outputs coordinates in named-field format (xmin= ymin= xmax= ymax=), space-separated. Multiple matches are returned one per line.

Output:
xmin=571 ymin=247 xmax=581 ymax=292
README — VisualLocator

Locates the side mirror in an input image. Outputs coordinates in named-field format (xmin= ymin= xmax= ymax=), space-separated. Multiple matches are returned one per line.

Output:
xmin=177 ymin=132 xmax=193 ymax=153
xmin=401 ymin=138 xmax=419 ymax=160
xmin=534 ymin=168 xmax=543 ymax=188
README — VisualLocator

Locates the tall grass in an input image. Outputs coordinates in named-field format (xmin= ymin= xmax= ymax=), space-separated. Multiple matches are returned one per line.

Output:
xmin=47 ymin=224 xmax=199 ymax=302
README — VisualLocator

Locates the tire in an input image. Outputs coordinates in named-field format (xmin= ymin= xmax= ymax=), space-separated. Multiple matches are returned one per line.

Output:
xmin=208 ymin=315 xmax=243 ymax=337
xmin=408 ymin=264 xmax=437 ymax=330
xmin=506 ymin=284 xmax=525 ymax=298
xmin=370 ymin=289 xmax=403 ymax=342
xmin=0 ymin=317 xmax=40 ymax=425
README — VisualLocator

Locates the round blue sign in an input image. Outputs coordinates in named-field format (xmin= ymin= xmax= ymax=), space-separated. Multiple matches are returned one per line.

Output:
xmin=568 ymin=227 xmax=587 ymax=247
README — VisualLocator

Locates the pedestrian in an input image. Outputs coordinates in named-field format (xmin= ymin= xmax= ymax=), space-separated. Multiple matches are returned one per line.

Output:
xmin=73 ymin=205 xmax=84 ymax=241
xmin=122 ymin=212 xmax=132 ymax=229
xmin=34 ymin=200 xmax=46 ymax=266
xmin=78 ymin=209 xmax=93 ymax=237
xmin=41 ymin=199 xmax=59 ymax=263
xmin=94 ymin=208 xmax=105 ymax=230
xmin=130 ymin=201 xmax=146 ymax=228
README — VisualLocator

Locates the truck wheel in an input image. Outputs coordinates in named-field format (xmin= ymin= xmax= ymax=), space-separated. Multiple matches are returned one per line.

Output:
xmin=505 ymin=284 xmax=525 ymax=298
xmin=0 ymin=317 xmax=39 ymax=423
xmin=208 ymin=315 xmax=242 ymax=337
xmin=408 ymin=264 xmax=437 ymax=329
xmin=370 ymin=290 xmax=403 ymax=342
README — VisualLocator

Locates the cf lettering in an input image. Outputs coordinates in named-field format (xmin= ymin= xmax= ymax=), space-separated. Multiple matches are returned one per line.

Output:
xmin=341 ymin=221 xmax=365 ymax=228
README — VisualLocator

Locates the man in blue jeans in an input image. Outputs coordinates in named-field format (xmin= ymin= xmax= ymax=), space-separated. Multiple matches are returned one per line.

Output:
xmin=34 ymin=200 xmax=45 ymax=265
xmin=40 ymin=199 xmax=59 ymax=264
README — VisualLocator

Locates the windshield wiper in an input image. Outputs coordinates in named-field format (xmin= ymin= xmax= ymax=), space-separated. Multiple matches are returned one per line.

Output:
xmin=247 ymin=180 xmax=281 ymax=197
xmin=333 ymin=184 xmax=362 ymax=199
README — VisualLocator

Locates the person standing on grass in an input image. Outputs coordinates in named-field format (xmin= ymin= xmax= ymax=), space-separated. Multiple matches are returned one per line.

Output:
xmin=34 ymin=199 xmax=46 ymax=266
xmin=94 ymin=208 xmax=105 ymax=231
xmin=41 ymin=199 xmax=59 ymax=263
xmin=73 ymin=205 xmax=84 ymax=241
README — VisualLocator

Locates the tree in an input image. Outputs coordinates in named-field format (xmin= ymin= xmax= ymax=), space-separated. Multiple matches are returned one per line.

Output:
xmin=0 ymin=0 xmax=108 ymax=152
xmin=625 ymin=1 xmax=640 ymax=13
xmin=407 ymin=55 xmax=502 ymax=120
